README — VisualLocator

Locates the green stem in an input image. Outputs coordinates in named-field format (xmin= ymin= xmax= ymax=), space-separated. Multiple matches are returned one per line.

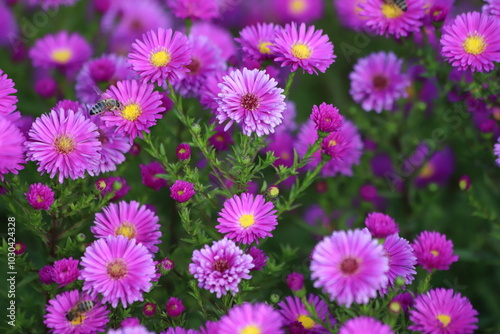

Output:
xmin=283 ymin=71 xmax=297 ymax=97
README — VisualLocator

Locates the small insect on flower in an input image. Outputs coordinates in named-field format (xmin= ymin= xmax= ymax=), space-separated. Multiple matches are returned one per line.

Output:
xmin=66 ymin=298 xmax=94 ymax=323
xmin=90 ymin=86 xmax=122 ymax=116
xmin=383 ymin=0 xmax=407 ymax=12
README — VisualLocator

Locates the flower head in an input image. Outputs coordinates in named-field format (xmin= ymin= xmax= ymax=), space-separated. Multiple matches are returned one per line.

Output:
xmin=95 ymin=176 xmax=130 ymax=201
xmin=143 ymin=303 xmax=157 ymax=317
xmin=311 ymin=103 xmax=343 ymax=132
xmin=0 ymin=69 xmax=19 ymax=122
xmin=0 ymin=116 xmax=25 ymax=181
xmin=236 ymin=23 xmax=280 ymax=62
xmin=216 ymin=68 xmax=286 ymax=137
xmin=409 ymin=288 xmax=478 ymax=334
xmin=321 ymin=131 xmax=352 ymax=160
xmin=279 ymin=294 xmax=334 ymax=333
xmin=140 ymin=161 xmax=168 ymax=191
xmin=333 ymin=0 xmax=368 ymax=30
xmin=339 ymin=316 xmax=394 ymax=334
xmin=383 ymin=234 xmax=417 ymax=288
xmin=389 ymin=292 xmax=414 ymax=313
xmin=483 ymin=0 xmax=500 ymax=18
xmin=25 ymin=183 xmax=56 ymax=211
xmin=412 ymin=231 xmax=459 ymax=272
xmin=247 ymin=247 xmax=268 ymax=271
xmin=286 ymin=272 xmax=305 ymax=291
xmin=176 ymin=143 xmax=191 ymax=160
xmin=311 ymin=229 xmax=389 ymax=307
xmin=188 ymin=238 xmax=254 ymax=298
xmin=364 ymin=212 xmax=399 ymax=238
xmin=441 ymin=11 xmax=500 ymax=72
xmin=271 ymin=22 xmax=335 ymax=74
xmin=166 ymin=0 xmax=219 ymax=20
xmin=166 ymin=297 xmax=185 ymax=317
xmin=218 ymin=303 xmax=284 ymax=334
xmin=80 ymin=235 xmax=156 ymax=308
xmin=52 ymin=257 xmax=79 ymax=288
xmin=157 ymin=257 xmax=175 ymax=274
xmin=14 ymin=242 xmax=26 ymax=255
xmin=216 ymin=193 xmax=278 ymax=244
xmin=39 ymin=265 xmax=54 ymax=285
xmin=170 ymin=180 xmax=196 ymax=203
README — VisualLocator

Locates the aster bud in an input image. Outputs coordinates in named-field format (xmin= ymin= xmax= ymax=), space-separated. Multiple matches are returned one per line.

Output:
xmin=458 ymin=175 xmax=471 ymax=191
xmin=14 ymin=242 xmax=25 ymax=255
xmin=112 ymin=179 xmax=123 ymax=191
xmin=267 ymin=185 xmax=279 ymax=198
xmin=129 ymin=142 xmax=141 ymax=156
xmin=270 ymin=293 xmax=280 ymax=304
xmin=157 ymin=257 xmax=175 ymax=274
xmin=34 ymin=77 xmax=57 ymax=99
xmin=143 ymin=302 xmax=157 ymax=317
xmin=241 ymin=155 xmax=251 ymax=164
xmin=395 ymin=276 xmax=406 ymax=287
xmin=191 ymin=123 xmax=201 ymax=134
xmin=365 ymin=212 xmax=399 ymax=238
xmin=39 ymin=265 xmax=54 ymax=285
xmin=286 ymin=272 xmax=304 ymax=292
xmin=76 ymin=233 xmax=86 ymax=242
xmin=176 ymin=143 xmax=191 ymax=161
xmin=165 ymin=297 xmax=185 ymax=317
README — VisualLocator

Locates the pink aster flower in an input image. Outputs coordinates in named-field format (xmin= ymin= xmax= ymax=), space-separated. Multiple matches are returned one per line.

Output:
xmin=0 ymin=69 xmax=19 ymax=122
xmin=333 ymin=0 xmax=368 ymax=30
xmin=44 ymin=290 xmax=109 ymax=334
xmin=247 ymin=247 xmax=268 ymax=271
xmin=310 ymin=229 xmax=389 ymax=307
xmin=29 ymin=31 xmax=92 ymax=75
xmin=80 ymin=235 xmax=156 ymax=308
xmin=286 ymin=272 xmax=304 ymax=291
xmin=236 ymin=23 xmax=280 ymax=62
xmin=216 ymin=193 xmax=278 ymax=244
xmin=170 ymin=180 xmax=196 ymax=203
xmin=321 ymin=130 xmax=352 ymax=160
xmin=359 ymin=0 xmax=425 ymax=38
xmin=278 ymin=294 xmax=335 ymax=333
xmin=409 ymin=288 xmax=478 ymax=334
xmin=218 ymin=303 xmax=284 ymax=334
xmin=128 ymin=28 xmax=191 ymax=86
xmin=271 ymin=22 xmax=335 ymax=74
xmin=311 ymin=103 xmax=343 ymax=132
xmin=208 ymin=125 xmax=234 ymax=151
xmin=25 ymin=183 xmax=55 ymax=210
xmin=91 ymin=200 xmax=161 ymax=253
xmin=365 ymin=212 xmax=399 ymax=238
xmin=383 ymin=234 xmax=416 ymax=288
xmin=101 ymin=80 xmax=165 ymax=142
xmin=166 ymin=0 xmax=219 ymax=20
xmin=188 ymin=238 xmax=254 ymax=298
xmin=25 ymin=109 xmax=101 ymax=183
xmin=176 ymin=143 xmax=191 ymax=160
xmin=441 ymin=11 xmax=500 ymax=73
xmin=349 ymin=52 xmax=410 ymax=113
xmin=0 ymin=117 xmax=25 ymax=181
xmin=216 ymin=68 xmax=286 ymax=137
xmin=412 ymin=231 xmax=459 ymax=272
xmin=140 ymin=161 xmax=168 ymax=191
xmin=340 ymin=316 xmax=394 ymax=334
xmin=52 ymin=257 xmax=79 ymax=288
xmin=273 ymin=0 xmax=324 ymax=24
xmin=165 ymin=297 xmax=184 ymax=317
xmin=121 ymin=317 xmax=140 ymax=328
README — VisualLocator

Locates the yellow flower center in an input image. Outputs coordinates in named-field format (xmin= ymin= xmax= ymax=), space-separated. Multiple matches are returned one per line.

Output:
xmin=70 ymin=314 xmax=86 ymax=326
xmin=382 ymin=3 xmax=403 ymax=19
xmin=329 ymin=140 xmax=337 ymax=147
xmin=258 ymin=42 xmax=273 ymax=54
xmin=51 ymin=48 xmax=72 ymax=64
xmin=115 ymin=222 xmax=137 ymax=239
xmin=106 ymin=258 xmax=128 ymax=280
xmin=437 ymin=314 xmax=451 ymax=327
xmin=240 ymin=325 xmax=261 ymax=334
xmin=178 ymin=148 xmax=186 ymax=154
xmin=121 ymin=103 xmax=142 ymax=121
xmin=389 ymin=301 xmax=402 ymax=313
xmin=291 ymin=43 xmax=312 ymax=59
xmin=419 ymin=163 xmax=435 ymax=178
xmin=177 ymin=190 xmax=185 ymax=196
xmin=239 ymin=214 xmax=255 ymax=228
xmin=150 ymin=49 xmax=171 ymax=67
xmin=36 ymin=195 xmax=44 ymax=203
xmin=463 ymin=35 xmax=487 ymax=55
xmin=290 ymin=0 xmax=306 ymax=14
xmin=54 ymin=135 xmax=76 ymax=154
xmin=431 ymin=250 xmax=439 ymax=257
xmin=297 ymin=314 xmax=315 ymax=329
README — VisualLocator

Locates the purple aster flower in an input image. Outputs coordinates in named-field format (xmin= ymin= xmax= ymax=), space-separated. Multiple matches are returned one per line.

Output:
xmin=216 ymin=193 xmax=278 ymax=244
xmin=110 ymin=325 xmax=156 ymax=334
xmin=25 ymin=109 xmax=101 ymax=183
xmin=321 ymin=130 xmax=352 ymax=160
xmin=170 ymin=180 xmax=196 ymax=203
xmin=247 ymin=247 xmax=268 ymax=271
xmin=199 ymin=321 xmax=219 ymax=334
xmin=25 ymin=183 xmax=55 ymax=210
xmin=0 ymin=2 xmax=17 ymax=47
xmin=29 ymin=31 xmax=92 ymax=75
xmin=311 ymin=229 xmax=389 ymax=307
xmin=216 ymin=68 xmax=285 ymax=137
xmin=271 ymin=22 xmax=335 ymax=74
xmin=365 ymin=212 xmax=399 ymax=238
xmin=101 ymin=80 xmax=165 ymax=142
xmin=279 ymin=294 xmax=334 ymax=333
xmin=52 ymin=258 xmax=79 ymax=288
xmin=286 ymin=272 xmax=305 ymax=291
xmin=349 ymin=52 xmax=410 ymax=113
xmin=383 ymin=234 xmax=417 ymax=288
xmin=333 ymin=0 xmax=368 ymax=30
xmin=128 ymin=28 xmax=191 ymax=86
xmin=311 ymin=103 xmax=343 ymax=132
xmin=141 ymin=161 xmax=168 ymax=191
xmin=143 ymin=302 xmax=157 ymax=317
xmin=389 ymin=292 xmax=414 ymax=313
xmin=80 ymin=235 xmax=156 ymax=308
xmin=76 ymin=54 xmax=136 ymax=105
xmin=188 ymin=238 xmax=254 ymax=298
xmin=0 ymin=69 xmax=19 ymax=122
xmin=165 ymin=297 xmax=185 ymax=317
xmin=415 ymin=147 xmax=454 ymax=188
xmin=158 ymin=257 xmax=175 ymax=274
xmin=412 ymin=231 xmax=459 ymax=272
xmin=359 ymin=0 xmax=425 ymax=38
xmin=44 ymin=290 xmax=109 ymax=334
xmin=273 ymin=0 xmax=324 ymax=24
xmin=236 ymin=23 xmax=280 ymax=62
xmin=483 ymin=0 xmax=500 ymax=18
xmin=409 ymin=288 xmax=478 ymax=334
xmin=218 ymin=303 xmax=284 ymax=334
xmin=0 ymin=117 xmax=25 ymax=181
xmin=166 ymin=0 xmax=219 ymax=20
xmin=191 ymin=22 xmax=236 ymax=62
xmin=340 ymin=316 xmax=394 ymax=334
xmin=14 ymin=242 xmax=26 ymax=255
xmin=91 ymin=200 xmax=161 ymax=253
xmin=441 ymin=11 xmax=500 ymax=72
xmin=176 ymin=143 xmax=191 ymax=160
xmin=39 ymin=265 xmax=54 ymax=284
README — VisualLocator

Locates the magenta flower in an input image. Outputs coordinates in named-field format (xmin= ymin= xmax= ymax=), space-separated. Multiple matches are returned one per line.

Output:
xmin=311 ymin=103 xmax=343 ymax=132
xmin=271 ymin=22 xmax=335 ymax=74
xmin=101 ymin=80 xmax=165 ymax=142
xmin=389 ymin=292 xmax=414 ymax=313
xmin=44 ymin=290 xmax=109 ymax=334
xmin=209 ymin=125 xmax=234 ymax=151
xmin=441 ymin=11 xmax=500 ymax=72
xmin=216 ymin=193 xmax=278 ymax=244
xmin=170 ymin=180 xmax=196 ymax=203
xmin=247 ymin=247 xmax=268 ymax=271
xmin=236 ymin=23 xmax=280 ymax=62
xmin=216 ymin=68 xmax=286 ymax=137
xmin=25 ymin=109 xmax=101 ymax=183
xmin=188 ymin=238 xmax=254 ymax=298
xmin=349 ymin=52 xmax=410 ymax=113
xmin=333 ymin=0 xmax=368 ymax=30
xmin=191 ymin=22 xmax=236 ymax=62
xmin=128 ymin=28 xmax=191 ymax=85
xmin=199 ymin=321 xmax=219 ymax=334
xmin=121 ymin=317 xmax=140 ymax=328
xmin=0 ymin=117 xmax=25 ymax=181
xmin=91 ymin=200 xmax=161 ymax=253
xmin=13 ymin=242 xmax=26 ymax=255
xmin=140 ymin=161 xmax=168 ymax=191
xmin=143 ymin=303 xmax=157 ymax=317
xmin=321 ymin=130 xmax=352 ymax=160
xmin=218 ymin=303 xmax=284 ymax=334
xmin=39 ymin=265 xmax=54 ymax=285
xmin=364 ymin=212 xmax=399 ymax=238
xmin=158 ymin=257 xmax=175 ymax=274
xmin=273 ymin=0 xmax=324 ymax=24
xmin=176 ymin=143 xmax=191 ymax=160
xmin=409 ymin=288 xmax=478 ymax=334
xmin=200 ymin=69 xmax=230 ymax=111
xmin=286 ymin=272 xmax=305 ymax=291
xmin=339 ymin=316 xmax=394 ymax=334
xmin=412 ymin=231 xmax=459 ymax=272
xmin=52 ymin=257 xmax=79 ymax=288
xmin=165 ymin=297 xmax=185 ymax=317
xmin=359 ymin=0 xmax=425 ymax=38
xmin=166 ymin=0 xmax=219 ymax=20
xmin=0 ymin=69 xmax=19 ymax=122
xmin=278 ymin=294 xmax=334 ymax=333
xmin=383 ymin=234 xmax=417 ymax=288
xmin=311 ymin=229 xmax=389 ymax=307
xmin=0 ymin=3 xmax=17 ymax=47
xmin=96 ymin=176 xmax=130 ymax=201
xmin=80 ymin=235 xmax=156 ymax=308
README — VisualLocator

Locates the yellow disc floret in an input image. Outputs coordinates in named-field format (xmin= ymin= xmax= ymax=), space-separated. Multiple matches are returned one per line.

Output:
xmin=121 ymin=103 xmax=142 ymax=121
xmin=52 ymin=48 xmax=72 ymax=64
xmin=291 ymin=44 xmax=312 ymax=59
xmin=382 ymin=3 xmax=403 ymax=19
xmin=150 ymin=49 xmax=172 ymax=67
xmin=239 ymin=214 xmax=255 ymax=228
xmin=463 ymin=35 xmax=487 ymax=55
